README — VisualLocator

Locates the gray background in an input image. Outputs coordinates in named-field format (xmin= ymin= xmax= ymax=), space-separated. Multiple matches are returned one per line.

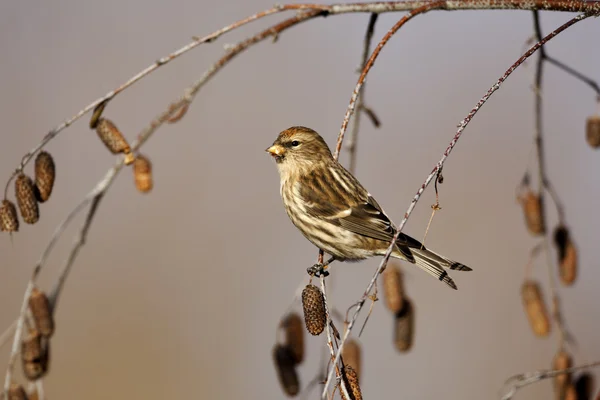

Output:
xmin=1 ymin=1 xmax=599 ymax=399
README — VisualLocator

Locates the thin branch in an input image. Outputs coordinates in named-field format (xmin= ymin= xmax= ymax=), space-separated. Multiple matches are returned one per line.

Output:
xmin=322 ymin=11 xmax=592 ymax=398
xmin=500 ymin=360 xmax=600 ymax=400
xmin=346 ymin=13 xmax=379 ymax=174
xmin=546 ymin=55 xmax=600 ymax=98
xmin=532 ymin=10 xmax=569 ymax=347
xmin=333 ymin=1 xmax=446 ymax=159
xmin=320 ymin=276 xmax=350 ymax=400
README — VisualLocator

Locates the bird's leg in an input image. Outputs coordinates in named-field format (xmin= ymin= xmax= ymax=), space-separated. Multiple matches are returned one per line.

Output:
xmin=307 ymin=255 xmax=336 ymax=277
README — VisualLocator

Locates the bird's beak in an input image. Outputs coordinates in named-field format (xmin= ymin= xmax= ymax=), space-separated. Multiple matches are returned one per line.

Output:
xmin=266 ymin=144 xmax=285 ymax=158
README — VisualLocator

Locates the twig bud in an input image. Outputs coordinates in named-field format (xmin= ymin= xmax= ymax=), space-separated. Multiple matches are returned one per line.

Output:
xmin=393 ymin=297 xmax=414 ymax=352
xmin=586 ymin=115 xmax=600 ymax=148
xmin=95 ymin=118 xmax=132 ymax=156
xmin=520 ymin=191 xmax=545 ymax=235
xmin=272 ymin=344 xmax=300 ymax=397
xmin=282 ymin=313 xmax=304 ymax=365
xmin=29 ymin=287 xmax=54 ymax=337
xmin=341 ymin=365 xmax=362 ymax=400
xmin=21 ymin=330 xmax=50 ymax=381
xmin=521 ymin=281 xmax=550 ymax=337
xmin=301 ymin=284 xmax=326 ymax=336
xmin=8 ymin=384 xmax=28 ymax=400
xmin=1 ymin=199 xmax=19 ymax=232
xmin=15 ymin=174 xmax=39 ymax=224
xmin=382 ymin=264 xmax=404 ymax=313
xmin=342 ymin=338 xmax=361 ymax=382
xmin=553 ymin=226 xmax=577 ymax=286
xmin=552 ymin=349 xmax=572 ymax=396
xmin=133 ymin=155 xmax=153 ymax=193
xmin=34 ymin=151 xmax=55 ymax=203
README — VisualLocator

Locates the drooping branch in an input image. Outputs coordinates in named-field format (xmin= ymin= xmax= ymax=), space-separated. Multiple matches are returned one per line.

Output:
xmin=346 ymin=13 xmax=379 ymax=173
xmin=321 ymin=11 xmax=593 ymax=398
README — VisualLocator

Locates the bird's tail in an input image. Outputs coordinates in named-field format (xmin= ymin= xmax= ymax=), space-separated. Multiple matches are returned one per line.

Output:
xmin=406 ymin=248 xmax=471 ymax=290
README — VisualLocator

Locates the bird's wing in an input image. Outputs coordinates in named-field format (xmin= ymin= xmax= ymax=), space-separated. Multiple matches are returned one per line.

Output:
xmin=297 ymin=164 xmax=421 ymax=261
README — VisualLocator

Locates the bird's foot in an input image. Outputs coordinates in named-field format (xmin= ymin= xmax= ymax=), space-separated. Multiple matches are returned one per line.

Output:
xmin=307 ymin=263 xmax=329 ymax=277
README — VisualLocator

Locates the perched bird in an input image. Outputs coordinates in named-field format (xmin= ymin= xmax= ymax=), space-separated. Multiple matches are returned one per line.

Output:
xmin=266 ymin=126 xmax=471 ymax=290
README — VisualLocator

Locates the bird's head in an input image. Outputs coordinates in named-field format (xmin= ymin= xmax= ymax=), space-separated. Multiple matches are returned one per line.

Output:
xmin=266 ymin=127 xmax=332 ymax=174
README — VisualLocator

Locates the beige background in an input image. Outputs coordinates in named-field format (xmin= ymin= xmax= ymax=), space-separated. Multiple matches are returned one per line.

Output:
xmin=1 ymin=1 xmax=599 ymax=399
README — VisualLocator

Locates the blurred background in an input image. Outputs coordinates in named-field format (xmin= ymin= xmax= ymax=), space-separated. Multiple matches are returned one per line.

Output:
xmin=1 ymin=1 xmax=599 ymax=399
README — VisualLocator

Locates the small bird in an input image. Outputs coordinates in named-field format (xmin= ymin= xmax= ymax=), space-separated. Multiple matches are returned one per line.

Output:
xmin=266 ymin=126 xmax=471 ymax=290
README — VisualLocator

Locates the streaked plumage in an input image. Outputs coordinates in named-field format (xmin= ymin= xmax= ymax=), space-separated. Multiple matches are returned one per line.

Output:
xmin=266 ymin=126 xmax=471 ymax=290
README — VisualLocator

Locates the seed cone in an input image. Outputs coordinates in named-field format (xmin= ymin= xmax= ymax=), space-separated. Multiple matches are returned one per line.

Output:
xmin=21 ymin=330 xmax=50 ymax=381
xmin=563 ymin=383 xmax=577 ymax=400
xmin=342 ymin=338 xmax=362 ymax=382
xmin=553 ymin=349 xmax=573 ymax=396
xmin=29 ymin=288 xmax=54 ymax=337
xmin=574 ymin=373 xmax=593 ymax=400
xmin=133 ymin=155 xmax=153 ymax=193
xmin=34 ymin=151 xmax=55 ymax=203
xmin=301 ymin=284 xmax=326 ymax=336
xmin=521 ymin=281 xmax=550 ymax=337
xmin=15 ymin=174 xmax=39 ymax=224
xmin=394 ymin=298 xmax=415 ymax=352
xmin=272 ymin=344 xmax=300 ymax=397
xmin=95 ymin=118 xmax=132 ymax=155
xmin=586 ymin=115 xmax=600 ymax=148
xmin=521 ymin=191 xmax=545 ymax=235
xmin=341 ymin=365 xmax=362 ymax=400
xmin=282 ymin=313 xmax=304 ymax=365
xmin=554 ymin=226 xmax=577 ymax=286
xmin=0 ymin=200 xmax=19 ymax=232
xmin=8 ymin=384 xmax=27 ymax=400
xmin=383 ymin=265 xmax=404 ymax=313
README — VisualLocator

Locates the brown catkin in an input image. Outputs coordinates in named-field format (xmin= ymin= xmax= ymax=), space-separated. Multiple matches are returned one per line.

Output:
xmin=394 ymin=298 xmax=415 ymax=352
xmin=521 ymin=281 xmax=551 ymax=337
xmin=282 ymin=313 xmax=304 ymax=365
xmin=521 ymin=191 xmax=545 ymax=235
xmin=554 ymin=226 xmax=577 ymax=286
xmin=553 ymin=350 xmax=573 ymax=396
xmin=15 ymin=174 xmax=39 ymax=224
xmin=8 ymin=384 xmax=28 ymax=400
xmin=341 ymin=365 xmax=362 ymax=400
xmin=574 ymin=373 xmax=593 ymax=400
xmin=95 ymin=118 xmax=132 ymax=155
xmin=272 ymin=345 xmax=300 ymax=397
xmin=133 ymin=155 xmax=153 ymax=193
xmin=21 ymin=330 xmax=49 ymax=381
xmin=564 ymin=383 xmax=578 ymax=400
xmin=382 ymin=265 xmax=404 ymax=313
xmin=586 ymin=115 xmax=600 ymax=148
xmin=0 ymin=199 xmax=19 ymax=232
xmin=301 ymin=284 xmax=326 ymax=336
xmin=34 ymin=151 xmax=55 ymax=203
xmin=29 ymin=288 xmax=54 ymax=337
xmin=342 ymin=338 xmax=362 ymax=382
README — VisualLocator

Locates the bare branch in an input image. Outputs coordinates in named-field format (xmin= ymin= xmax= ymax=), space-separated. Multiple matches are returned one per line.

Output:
xmin=322 ymin=11 xmax=593 ymax=398
xmin=500 ymin=360 xmax=600 ymax=400
xmin=346 ymin=13 xmax=379 ymax=174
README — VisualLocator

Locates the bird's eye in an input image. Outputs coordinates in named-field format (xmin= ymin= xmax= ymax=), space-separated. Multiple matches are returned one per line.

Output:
xmin=291 ymin=140 xmax=300 ymax=147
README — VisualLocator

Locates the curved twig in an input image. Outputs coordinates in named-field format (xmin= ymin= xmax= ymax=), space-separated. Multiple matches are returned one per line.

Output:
xmin=322 ymin=11 xmax=593 ymax=397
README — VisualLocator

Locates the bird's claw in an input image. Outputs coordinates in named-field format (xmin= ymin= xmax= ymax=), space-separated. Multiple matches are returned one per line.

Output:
xmin=307 ymin=263 xmax=329 ymax=277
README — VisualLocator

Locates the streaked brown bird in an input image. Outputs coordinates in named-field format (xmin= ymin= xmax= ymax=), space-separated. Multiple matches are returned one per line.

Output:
xmin=266 ymin=126 xmax=471 ymax=290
